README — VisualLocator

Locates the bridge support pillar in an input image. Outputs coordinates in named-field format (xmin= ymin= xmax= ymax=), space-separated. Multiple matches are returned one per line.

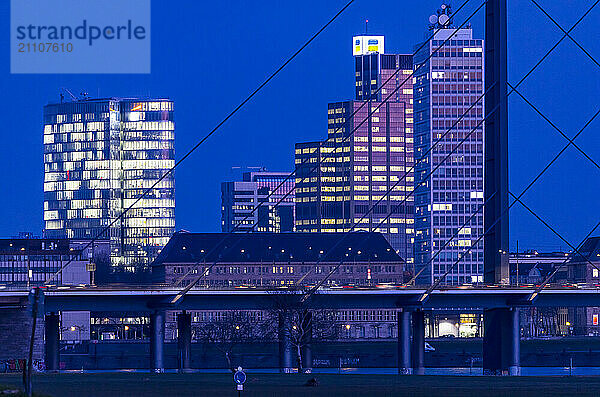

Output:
xmin=278 ymin=311 xmax=293 ymax=373
xmin=483 ymin=307 xmax=520 ymax=375
xmin=506 ymin=308 xmax=521 ymax=376
xmin=397 ymin=309 xmax=412 ymax=374
xmin=44 ymin=313 xmax=60 ymax=372
xmin=177 ymin=311 xmax=192 ymax=373
xmin=300 ymin=310 xmax=312 ymax=373
xmin=411 ymin=310 xmax=425 ymax=375
xmin=150 ymin=311 xmax=165 ymax=373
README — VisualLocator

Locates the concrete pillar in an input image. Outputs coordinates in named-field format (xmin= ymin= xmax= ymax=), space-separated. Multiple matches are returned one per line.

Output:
xmin=150 ymin=311 xmax=165 ymax=373
xmin=483 ymin=308 xmax=503 ymax=375
xmin=278 ymin=312 xmax=293 ymax=373
xmin=397 ymin=310 xmax=412 ymax=374
xmin=44 ymin=313 xmax=60 ymax=372
xmin=411 ymin=310 xmax=425 ymax=375
xmin=300 ymin=311 xmax=312 ymax=373
xmin=177 ymin=311 xmax=192 ymax=373
xmin=484 ymin=307 xmax=520 ymax=375
xmin=506 ymin=308 xmax=521 ymax=376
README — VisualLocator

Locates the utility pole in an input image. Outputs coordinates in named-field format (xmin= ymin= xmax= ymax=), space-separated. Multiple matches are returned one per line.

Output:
xmin=25 ymin=287 xmax=41 ymax=396
xmin=515 ymin=240 xmax=519 ymax=286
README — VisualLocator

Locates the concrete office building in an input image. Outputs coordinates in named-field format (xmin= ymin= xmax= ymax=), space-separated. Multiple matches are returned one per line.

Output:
xmin=413 ymin=10 xmax=485 ymax=285
xmin=221 ymin=170 xmax=295 ymax=233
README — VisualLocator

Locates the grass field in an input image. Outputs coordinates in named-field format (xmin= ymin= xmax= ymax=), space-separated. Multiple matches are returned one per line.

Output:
xmin=2 ymin=373 xmax=600 ymax=397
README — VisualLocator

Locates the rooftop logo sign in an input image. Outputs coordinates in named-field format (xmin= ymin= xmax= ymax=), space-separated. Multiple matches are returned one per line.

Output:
xmin=352 ymin=35 xmax=385 ymax=56
xmin=10 ymin=0 xmax=150 ymax=74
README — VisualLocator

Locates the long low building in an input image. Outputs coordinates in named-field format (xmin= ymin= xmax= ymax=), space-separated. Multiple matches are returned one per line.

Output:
xmin=151 ymin=231 xmax=407 ymax=287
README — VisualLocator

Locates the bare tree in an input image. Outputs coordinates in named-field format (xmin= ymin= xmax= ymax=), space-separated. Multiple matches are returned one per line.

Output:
xmin=265 ymin=289 xmax=339 ymax=373
xmin=193 ymin=311 xmax=261 ymax=372
xmin=523 ymin=306 xmax=562 ymax=337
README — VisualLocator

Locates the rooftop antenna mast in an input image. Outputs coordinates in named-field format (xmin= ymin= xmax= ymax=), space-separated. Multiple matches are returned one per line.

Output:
xmin=365 ymin=19 xmax=368 ymax=34
xmin=428 ymin=3 xmax=453 ymax=30
xmin=60 ymin=87 xmax=79 ymax=102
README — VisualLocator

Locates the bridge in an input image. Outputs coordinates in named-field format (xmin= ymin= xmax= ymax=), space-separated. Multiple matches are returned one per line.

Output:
xmin=2 ymin=285 xmax=600 ymax=375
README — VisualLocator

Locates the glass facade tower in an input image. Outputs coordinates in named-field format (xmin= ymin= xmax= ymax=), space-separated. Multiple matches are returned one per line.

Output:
xmin=43 ymin=98 xmax=175 ymax=273
xmin=295 ymin=38 xmax=415 ymax=264
xmin=413 ymin=27 xmax=485 ymax=285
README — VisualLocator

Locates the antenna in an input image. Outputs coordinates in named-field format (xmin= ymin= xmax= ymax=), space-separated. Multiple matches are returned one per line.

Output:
xmin=428 ymin=3 xmax=453 ymax=30
xmin=60 ymin=87 xmax=79 ymax=102
xmin=365 ymin=19 xmax=368 ymax=34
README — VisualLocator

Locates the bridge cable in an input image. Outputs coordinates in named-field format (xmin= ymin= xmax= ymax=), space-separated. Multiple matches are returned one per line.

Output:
xmin=417 ymin=107 xmax=600 ymax=302
xmin=510 ymin=193 xmax=600 ymax=300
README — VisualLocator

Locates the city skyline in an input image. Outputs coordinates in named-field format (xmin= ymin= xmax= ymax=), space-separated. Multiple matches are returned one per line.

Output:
xmin=2 ymin=0 xmax=600 ymax=387
xmin=0 ymin=0 xmax=598 ymax=252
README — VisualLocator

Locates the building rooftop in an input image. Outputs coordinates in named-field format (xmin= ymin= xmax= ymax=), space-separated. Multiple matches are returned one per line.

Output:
xmin=569 ymin=237 xmax=600 ymax=264
xmin=152 ymin=232 xmax=403 ymax=265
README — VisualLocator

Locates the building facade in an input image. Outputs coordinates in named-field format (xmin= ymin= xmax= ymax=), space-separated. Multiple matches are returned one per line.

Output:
xmin=43 ymin=98 xmax=175 ymax=275
xmin=566 ymin=237 xmax=600 ymax=335
xmin=413 ymin=22 xmax=485 ymax=285
xmin=221 ymin=170 xmax=295 ymax=233
xmin=0 ymin=238 xmax=109 ymax=288
xmin=152 ymin=231 xmax=405 ymax=287
xmin=295 ymin=36 xmax=415 ymax=265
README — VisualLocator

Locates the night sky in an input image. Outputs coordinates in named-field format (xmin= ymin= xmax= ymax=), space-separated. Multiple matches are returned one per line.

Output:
xmin=0 ymin=0 xmax=598 ymax=252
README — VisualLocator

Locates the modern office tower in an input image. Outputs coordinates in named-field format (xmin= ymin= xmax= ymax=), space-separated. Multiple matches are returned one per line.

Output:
xmin=295 ymin=36 xmax=415 ymax=264
xmin=221 ymin=170 xmax=295 ymax=233
xmin=413 ymin=10 xmax=485 ymax=285
xmin=43 ymin=98 xmax=175 ymax=275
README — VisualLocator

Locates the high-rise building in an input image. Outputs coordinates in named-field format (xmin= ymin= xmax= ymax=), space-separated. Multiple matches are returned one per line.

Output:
xmin=221 ymin=170 xmax=295 ymax=233
xmin=413 ymin=12 xmax=485 ymax=285
xmin=295 ymin=36 xmax=415 ymax=264
xmin=43 ymin=98 xmax=175 ymax=274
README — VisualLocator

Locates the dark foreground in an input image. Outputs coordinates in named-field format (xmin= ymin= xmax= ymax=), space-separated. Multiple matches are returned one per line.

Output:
xmin=2 ymin=373 xmax=600 ymax=397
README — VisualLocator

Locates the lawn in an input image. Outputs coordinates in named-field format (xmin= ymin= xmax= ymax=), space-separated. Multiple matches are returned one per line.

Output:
xmin=2 ymin=373 xmax=600 ymax=397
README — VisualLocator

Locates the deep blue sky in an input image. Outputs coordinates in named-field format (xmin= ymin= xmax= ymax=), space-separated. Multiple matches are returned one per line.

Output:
xmin=0 ymin=0 xmax=598 ymax=252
